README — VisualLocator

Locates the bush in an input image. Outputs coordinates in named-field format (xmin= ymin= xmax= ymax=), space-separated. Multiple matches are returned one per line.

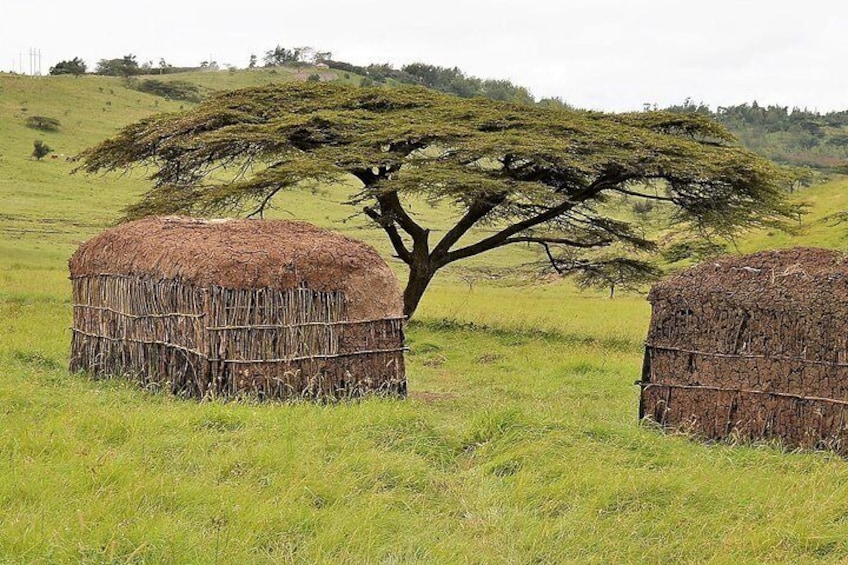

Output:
xmin=307 ymin=74 xmax=321 ymax=83
xmin=632 ymin=200 xmax=654 ymax=215
xmin=25 ymin=116 xmax=61 ymax=132
xmin=128 ymin=79 xmax=202 ymax=103
xmin=32 ymin=140 xmax=52 ymax=160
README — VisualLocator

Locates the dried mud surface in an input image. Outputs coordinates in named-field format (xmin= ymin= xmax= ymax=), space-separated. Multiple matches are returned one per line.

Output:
xmin=643 ymin=248 xmax=848 ymax=453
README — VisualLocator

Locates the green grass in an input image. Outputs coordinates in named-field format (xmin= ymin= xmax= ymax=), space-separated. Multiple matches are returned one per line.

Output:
xmin=2 ymin=71 xmax=848 ymax=563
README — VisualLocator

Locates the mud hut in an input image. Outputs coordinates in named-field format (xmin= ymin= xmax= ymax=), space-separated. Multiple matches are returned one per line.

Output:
xmin=640 ymin=247 xmax=848 ymax=454
xmin=69 ymin=217 xmax=406 ymax=399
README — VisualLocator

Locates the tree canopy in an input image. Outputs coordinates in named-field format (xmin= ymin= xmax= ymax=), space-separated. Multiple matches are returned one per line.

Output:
xmin=78 ymin=83 xmax=794 ymax=316
xmin=49 ymin=57 xmax=87 ymax=76
xmin=95 ymin=55 xmax=140 ymax=77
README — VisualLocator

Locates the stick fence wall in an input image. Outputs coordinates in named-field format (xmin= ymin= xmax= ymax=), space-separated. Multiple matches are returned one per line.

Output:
xmin=70 ymin=274 xmax=406 ymax=399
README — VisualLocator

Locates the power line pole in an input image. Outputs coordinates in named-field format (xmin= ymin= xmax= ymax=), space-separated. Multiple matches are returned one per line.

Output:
xmin=25 ymin=48 xmax=43 ymax=76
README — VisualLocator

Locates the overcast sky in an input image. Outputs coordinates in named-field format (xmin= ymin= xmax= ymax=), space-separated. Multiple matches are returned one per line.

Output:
xmin=3 ymin=0 xmax=846 ymax=112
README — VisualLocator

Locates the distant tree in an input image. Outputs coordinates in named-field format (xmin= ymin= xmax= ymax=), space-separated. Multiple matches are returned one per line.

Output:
xmin=32 ymin=140 xmax=52 ymax=160
xmin=263 ymin=45 xmax=297 ymax=66
xmin=95 ymin=55 xmax=140 ymax=77
xmin=315 ymin=51 xmax=332 ymax=63
xmin=248 ymin=54 xmax=257 ymax=68
xmin=78 ymin=84 xmax=796 ymax=316
xmin=401 ymin=63 xmax=532 ymax=103
xmin=480 ymin=79 xmax=534 ymax=104
xmin=158 ymin=58 xmax=172 ymax=75
xmin=199 ymin=60 xmax=218 ymax=70
xmin=49 ymin=57 xmax=87 ymax=76
xmin=537 ymin=96 xmax=571 ymax=110
xmin=293 ymin=46 xmax=315 ymax=64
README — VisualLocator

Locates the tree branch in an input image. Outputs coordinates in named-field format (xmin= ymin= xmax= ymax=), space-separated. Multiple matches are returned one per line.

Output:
xmin=542 ymin=242 xmax=565 ymax=275
xmin=363 ymin=205 xmax=413 ymax=264
xmin=612 ymin=186 xmax=675 ymax=202
xmin=502 ymin=236 xmax=612 ymax=248
xmin=430 ymin=193 xmax=507 ymax=261
xmin=376 ymin=191 xmax=428 ymax=242
xmin=246 ymin=188 xmax=281 ymax=219
xmin=440 ymin=173 xmax=630 ymax=266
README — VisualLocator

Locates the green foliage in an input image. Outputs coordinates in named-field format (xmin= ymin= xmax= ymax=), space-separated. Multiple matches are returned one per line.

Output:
xmin=24 ymin=115 xmax=61 ymax=132
xmin=664 ymin=98 xmax=848 ymax=171
xmin=324 ymin=59 xmax=535 ymax=104
xmin=127 ymin=79 xmax=203 ymax=102
xmin=78 ymin=83 xmax=796 ymax=316
xmin=31 ymin=139 xmax=52 ymax=160
xmin=662 ymin=240 xmax=727 ymax=263
xmin=550 ymin=253 xmax=664 ymax=298
xmin=263 ymin=45 xmax=299 ymax=66
xmin=95 ymin=54 xmax=141 ymax=77
xmin=306 ymin=73 xmax=321 ymax=83
xmin=49 ymin=57 xmax=87 ymax=76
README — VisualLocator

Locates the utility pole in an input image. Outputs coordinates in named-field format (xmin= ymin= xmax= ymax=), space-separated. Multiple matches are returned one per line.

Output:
xmin=26 ymin=48 xmax=42 ymax=76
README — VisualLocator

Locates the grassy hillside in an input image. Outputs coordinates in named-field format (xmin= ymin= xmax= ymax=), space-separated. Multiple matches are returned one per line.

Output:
xmin=3 ymin=71 xmax=848 ymax=563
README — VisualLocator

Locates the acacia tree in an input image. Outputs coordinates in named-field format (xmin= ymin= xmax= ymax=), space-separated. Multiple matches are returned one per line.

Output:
xmin=77 ymin=83 xmax=794 ymax=317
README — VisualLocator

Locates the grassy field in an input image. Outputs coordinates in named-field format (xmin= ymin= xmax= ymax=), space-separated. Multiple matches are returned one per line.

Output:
xmin=3 ymin=71 xmax=848 ymax=563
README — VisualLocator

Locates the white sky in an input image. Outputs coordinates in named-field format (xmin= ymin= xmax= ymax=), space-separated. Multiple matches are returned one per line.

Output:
xmin=3 ymin=0 xmax=847 ymax=112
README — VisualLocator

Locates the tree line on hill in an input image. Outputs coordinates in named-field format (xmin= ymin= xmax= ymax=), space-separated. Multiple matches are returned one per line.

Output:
xmin=661 ymin=98 xmax=848 ymax=172
xmin=50 ymin=54 xmax=214 ymax=78
xmin=46 ymin=47 xmax=848 ymax=172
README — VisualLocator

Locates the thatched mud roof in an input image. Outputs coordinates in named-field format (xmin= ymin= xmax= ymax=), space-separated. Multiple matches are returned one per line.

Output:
xmin=69 ymin=217 xmax=403 ymax=319
xmin=649 ymin=247 xmax=848 ymax=308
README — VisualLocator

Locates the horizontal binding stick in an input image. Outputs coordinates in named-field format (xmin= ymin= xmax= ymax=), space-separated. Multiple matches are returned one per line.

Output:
xmin=72 ymin=304 xmax=206 ymax=319
xmin=205 ymin=316 xmax=406 ymax=331
xmin=211 ymin=347 xmax=410 ymax=364
xmin=640 ymin=381 xmax=848 ymax=408
xmin=70 ymin=328 xmax=208 ymax=359
xmin=644 ymin=343 xmax=848 ymax=368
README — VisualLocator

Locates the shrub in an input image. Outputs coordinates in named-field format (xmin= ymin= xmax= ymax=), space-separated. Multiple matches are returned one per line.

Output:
xmin=632 ymin=200 xmax=654 ymax=215
xmin=32 ymin=140 xmax=52 ymax=160
xmin=128 ymin=79 xmax=202 ymax=103
xmin=25 ymin=116 xmax=61 ymax=132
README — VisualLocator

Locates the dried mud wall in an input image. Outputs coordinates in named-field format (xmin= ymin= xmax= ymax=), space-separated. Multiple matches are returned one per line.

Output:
xmin=640 ymin=249 xmax=848 ymax=454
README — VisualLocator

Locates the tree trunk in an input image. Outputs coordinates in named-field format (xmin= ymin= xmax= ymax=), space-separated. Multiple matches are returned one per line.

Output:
xmin=403 ymin=266 xmax=434 ymax=318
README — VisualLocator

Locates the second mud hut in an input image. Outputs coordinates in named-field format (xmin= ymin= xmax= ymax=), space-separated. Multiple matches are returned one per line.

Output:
xmin=640 ymin=247 xmax=848 ymax=454
xmin=69 ymin=217 xmax=406 ymax=400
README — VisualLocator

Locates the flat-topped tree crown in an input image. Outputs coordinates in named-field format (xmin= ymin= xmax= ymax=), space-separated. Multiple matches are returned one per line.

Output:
xmin=78 ymin=83 xmax=795 ymax=316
